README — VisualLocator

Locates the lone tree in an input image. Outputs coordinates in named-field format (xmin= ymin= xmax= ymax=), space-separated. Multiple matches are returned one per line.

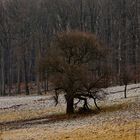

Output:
xmin=40 ymin=31 xmax=109 ymax=114
xmin=120 ymin=65 xmax=136 ymax=98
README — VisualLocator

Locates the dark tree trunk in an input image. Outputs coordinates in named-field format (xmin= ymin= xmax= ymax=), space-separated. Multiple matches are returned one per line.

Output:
xmin=124 ymin=84 xmax=127 ymax=98
xmin=93 ymin=98 xmax=100 ymax=110
xmin=80 ymin=0 xmax=83 ymax=31
xmin=46 ymin=72 xmax=49 ymax=92
xmin=44 ymin=77 xmax=48 ymax=94
xmin=1 ymin=46 xmax=5 ymax=96
xmin=17 ymin=63 xmax=21 ymax=94
xmin=66 ymin=95 xmax=74 ymax=114
xmin=23 ymin=56 xmax=29 ymax=95
xmin=37 ymin=74 xmax=41 ymax=95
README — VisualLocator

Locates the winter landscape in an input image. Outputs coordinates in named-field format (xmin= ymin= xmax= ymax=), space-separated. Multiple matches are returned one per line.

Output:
xmin=0 ymin=0 xmax=140 ymax=140
xmin=0 ymin=84 xmax=140 ymax=140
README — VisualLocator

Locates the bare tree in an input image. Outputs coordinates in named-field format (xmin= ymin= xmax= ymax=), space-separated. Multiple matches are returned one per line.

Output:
xmin=0 ymin=0 xmax=139 ymax=96
xmin=120 ymin=65 xmax=136 ymax=98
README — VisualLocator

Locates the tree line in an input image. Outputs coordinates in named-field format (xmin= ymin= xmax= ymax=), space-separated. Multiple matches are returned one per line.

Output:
xmin=0 ymin=0 xmax=140 ymax=96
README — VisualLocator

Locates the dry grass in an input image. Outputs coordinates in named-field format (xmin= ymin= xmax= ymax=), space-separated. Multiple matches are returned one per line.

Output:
xmin=0 ymin=98 xmax=138 ymax=126
xmin=1 ymin=120 xmax=139 ymax=140
xmin=0 ymin=131 xmax=2 ymax=140
xmin=101 ymin=102 xmax=132 ymax=113
xmin=0 ymin=109 xmax=48 ymax=123
xmin=0 ymin=95 xmax=139 ymax=140
xmin=0 ymin=106 xmax=65 ymax=123
xmin=0 ymin=101 xmax=134 ymax=125
xmin=53 ymin=121 xmax=140 ymax=140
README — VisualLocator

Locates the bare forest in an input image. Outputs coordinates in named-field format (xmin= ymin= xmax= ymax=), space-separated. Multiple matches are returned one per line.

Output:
xmin=0 ymin=0 xmax=139 ymax=96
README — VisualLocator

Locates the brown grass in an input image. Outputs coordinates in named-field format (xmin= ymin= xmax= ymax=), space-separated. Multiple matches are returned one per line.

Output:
xmin=53 ymin=121 xmax=140 ymax=140
xmin=101 ymin=102 xmax=130 ymax=113
xmin=1 ymin=120 xmax=139 ymax=140
xmin=0 ymin=101 xmax=132 ymax=127
xmin=0 ymin=99 xmax=138 ymax=126
xmin=0 ymin=97 xmax=139 ymax=140
xmin=0 ymin=106 xmax=65 ymax=123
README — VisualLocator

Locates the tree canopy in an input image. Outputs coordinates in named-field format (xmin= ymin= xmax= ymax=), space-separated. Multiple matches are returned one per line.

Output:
xmin=40 ymin=31 xmax=110 ymax=114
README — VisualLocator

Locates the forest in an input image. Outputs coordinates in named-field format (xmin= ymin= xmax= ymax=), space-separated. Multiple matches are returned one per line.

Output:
xmin=0 ymin=1 xmax=140 ymax=140
xmin=0 ymin=0 xmax=140 ymax=96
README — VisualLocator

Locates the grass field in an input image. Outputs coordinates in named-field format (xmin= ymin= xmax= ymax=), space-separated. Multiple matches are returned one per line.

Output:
xmin=0 ymin=84 xmax=140 ymax=140
xmin=1 ymin=116 xmax=139 ymax=140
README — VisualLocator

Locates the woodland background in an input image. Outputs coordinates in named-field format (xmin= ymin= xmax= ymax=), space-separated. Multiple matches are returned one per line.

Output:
xmin=0 ymin=0 xmax=139 ymax=96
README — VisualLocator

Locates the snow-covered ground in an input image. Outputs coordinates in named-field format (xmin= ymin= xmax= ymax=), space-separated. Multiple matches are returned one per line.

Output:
xmin=0 ymin=84 xmax=140 ymax=140
xmin=0 ymin=83 xmax=140 ymax=112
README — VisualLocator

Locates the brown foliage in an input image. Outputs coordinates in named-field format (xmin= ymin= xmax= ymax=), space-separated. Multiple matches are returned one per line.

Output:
xmin=40 ymin=31 xmax=109 ymax=114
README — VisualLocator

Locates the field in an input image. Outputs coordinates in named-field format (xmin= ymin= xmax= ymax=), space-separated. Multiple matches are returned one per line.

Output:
xmin=0 ymin=84 xmax=140 ymax=140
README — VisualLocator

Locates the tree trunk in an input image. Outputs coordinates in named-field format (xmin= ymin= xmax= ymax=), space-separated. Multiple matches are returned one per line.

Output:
xmin=93 ymin=98 xmax=100 ymax=110
xmin=44 ymin=79 xmax=48 ymax=94
xmin=23 ymin=56 xmax=29 ymax=95
xmin=46 ymin=72 xmax=49 ymax=91
xmin=1 ymin=46 xmax=5 ymax=96
xmin=80 ymin=0 xmax=83 ymax=31
xmin=17 ymin=63 xmax=21 ymax=94
xmin=66 ymin=95 xmax=74 ymax=114
xmin=124 ymin=84 xmax=127 ymax=98
xmin=37 ymin=74 xmax=41 ymax=95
